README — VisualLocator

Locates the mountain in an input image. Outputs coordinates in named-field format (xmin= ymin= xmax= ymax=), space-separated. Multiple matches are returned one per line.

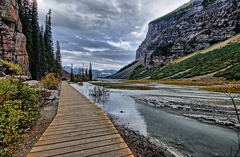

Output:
xmin=62 ymin=66 xmax=117 ymax=78
xmin=137 ymin=0 xmax=240 ymax=69
xmin=113 ymin=0 xmax=240 ymax=80
xmin=0 ymin=0 xmax=30 ymax=76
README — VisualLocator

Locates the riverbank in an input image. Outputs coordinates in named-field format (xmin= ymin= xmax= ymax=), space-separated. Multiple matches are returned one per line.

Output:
xmin=132 ymin=95 xmax=240 ymax=131
xmin=108 ymin=115 xmax=187 ymax=157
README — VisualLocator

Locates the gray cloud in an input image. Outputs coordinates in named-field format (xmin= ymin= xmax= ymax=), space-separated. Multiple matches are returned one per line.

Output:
xmin=38 ymin=0 xmax=189 ymax=70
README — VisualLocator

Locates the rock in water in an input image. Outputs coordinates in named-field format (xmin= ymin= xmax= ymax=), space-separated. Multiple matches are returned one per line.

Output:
xmin=0 ymin=0 xmax=30 ymax=76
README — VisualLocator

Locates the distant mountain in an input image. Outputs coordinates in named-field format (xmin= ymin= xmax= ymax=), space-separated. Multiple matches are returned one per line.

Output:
xmin=62 ymin=66 xmax=117 ymax=78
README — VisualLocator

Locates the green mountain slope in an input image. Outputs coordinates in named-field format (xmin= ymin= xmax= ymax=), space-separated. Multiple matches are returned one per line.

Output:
xmin=130 ymin=43 xmax=240 ymax=80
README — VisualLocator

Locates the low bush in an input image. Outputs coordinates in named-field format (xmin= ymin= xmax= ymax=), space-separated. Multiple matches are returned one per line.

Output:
xmin=40 ymin=73 xmax=61 ymax=90
xmin=0 ymin=77 xmax=41 ymax=156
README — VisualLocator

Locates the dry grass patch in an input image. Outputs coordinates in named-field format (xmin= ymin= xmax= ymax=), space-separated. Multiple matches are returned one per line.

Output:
xmin=125 ymin=79 xmax=224 ymax=86
xmin=201 ymin=82 xmax=240 ymax=93
xmin=90 ymin=82 xmax=154 ymax=90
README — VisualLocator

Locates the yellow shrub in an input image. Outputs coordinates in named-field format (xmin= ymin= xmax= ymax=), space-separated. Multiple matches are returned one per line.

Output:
xmin=40 ymin=73 xmax=61 ymax=90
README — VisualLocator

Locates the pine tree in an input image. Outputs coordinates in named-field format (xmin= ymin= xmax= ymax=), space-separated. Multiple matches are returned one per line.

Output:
xmin=39 ymin=26 xmax=46 ymax=77
xmin=44 ymin=9 xmax=54 ymax=73
xmin=89 ymin=63 xmax=93 ymax=80
xmin=85 ymin=68 xmax=88 ymax=78
xmin=55 ymin=40 xmax=62 ymax=75
xmin=70 ymin=64 xmax=74 ymax=82
xmin=30 ymin=0 xmax=41 ymax=79
xmin=19 ymin=0 xmax=33 ymax=76
xmin=19 ymin=2 xmax=59 ymax=79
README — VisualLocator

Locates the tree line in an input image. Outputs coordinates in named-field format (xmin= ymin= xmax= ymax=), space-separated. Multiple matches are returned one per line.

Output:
xmin=18 ymin=0 xmax=61 ymax=80
xmin=70 ymin=63 xmax=93 ymax=82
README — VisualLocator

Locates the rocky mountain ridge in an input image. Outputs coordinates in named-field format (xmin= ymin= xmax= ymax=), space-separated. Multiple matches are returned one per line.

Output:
xmin=0 ymin=0 xmax=30 ymax=76
xmin=136 ymin=0 xmax=240 ymax=69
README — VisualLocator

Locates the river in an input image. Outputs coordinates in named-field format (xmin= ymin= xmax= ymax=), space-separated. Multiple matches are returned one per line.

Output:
xmin=71 ymin=82 xmax=240 ymax=157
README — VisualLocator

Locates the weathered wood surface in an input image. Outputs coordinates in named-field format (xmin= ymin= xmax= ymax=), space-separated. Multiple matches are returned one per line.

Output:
xmin=28 ymin=81 xmax=134 ymax=157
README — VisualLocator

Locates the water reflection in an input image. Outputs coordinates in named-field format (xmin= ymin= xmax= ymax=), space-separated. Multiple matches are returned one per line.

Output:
xmin=90 ymin=95 xmax=109 ymax=106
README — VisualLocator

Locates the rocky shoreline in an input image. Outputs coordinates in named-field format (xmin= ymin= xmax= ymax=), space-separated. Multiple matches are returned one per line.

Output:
xmin=108 ymin=115 xmax=187 ymax=157
xmin=132 ymin=95 xmax=240 ymax=131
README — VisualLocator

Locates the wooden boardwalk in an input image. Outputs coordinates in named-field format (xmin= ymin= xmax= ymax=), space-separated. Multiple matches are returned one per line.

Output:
xmin=28 ymin=81 xmax=134 ymax=157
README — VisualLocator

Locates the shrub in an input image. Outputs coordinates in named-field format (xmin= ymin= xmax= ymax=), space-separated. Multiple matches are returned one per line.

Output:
xmin=0 ymin=77 xmax=41 ymax=156
xmin=1 ymin=60 xmax=22 ymax=75
xmin=40 ymin=73 xmax=61 ymax=90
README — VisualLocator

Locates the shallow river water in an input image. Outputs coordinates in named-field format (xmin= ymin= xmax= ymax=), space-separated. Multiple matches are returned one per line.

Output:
xmin=72 ymin=82 xmax=240 ymax=157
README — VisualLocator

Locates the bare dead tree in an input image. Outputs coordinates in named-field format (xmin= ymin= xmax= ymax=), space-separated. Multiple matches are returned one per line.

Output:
xmin=220 ymin=83 xmax=240 ymax=124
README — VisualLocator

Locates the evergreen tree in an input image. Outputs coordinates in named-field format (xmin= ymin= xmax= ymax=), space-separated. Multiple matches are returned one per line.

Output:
xmin=39 ymin=26 xmax=46 ymax=77
xmin=89 ymin=63 xmax=93 ymax=80
xmin=44 ymin=9 xmax=54 ymax=73
xmin=19 ymin=1 xmax=60 ymax=79
xmin=55 ymin=40 xmax=62 ymax=75
xmin=30 ymin=0 xmax=41 ymax=79
xmin=70 ymin=64 xmax=74 ymax=82
xmin=85 ymin=68 xmax=88 ymax=78
xmin=19 ymin=0 xmax=33 ymax=76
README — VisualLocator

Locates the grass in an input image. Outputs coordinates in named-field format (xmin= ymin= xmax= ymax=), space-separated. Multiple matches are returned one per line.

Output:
xmin=125 ymin=79 xmax=224 ymax=86
xmin=130 ymin=43 xmax=240 ymax=81
xmin=201 ymin=84 xmax=240 ymax=93
xmin=90 ymin=82 xmax=154 ymax=90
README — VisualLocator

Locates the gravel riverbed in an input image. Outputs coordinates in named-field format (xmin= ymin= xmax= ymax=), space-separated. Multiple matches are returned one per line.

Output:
xmin=132 ymin=95 xmax=240 ymax=131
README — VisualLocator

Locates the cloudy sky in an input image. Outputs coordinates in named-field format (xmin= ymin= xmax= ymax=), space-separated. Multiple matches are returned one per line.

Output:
xmin=38 ymin=0 xmax=189 ymax=70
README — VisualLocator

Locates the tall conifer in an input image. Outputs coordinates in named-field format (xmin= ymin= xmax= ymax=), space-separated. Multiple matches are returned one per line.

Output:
xmin=89 ymin=63 xmax=93 ymax=80
xmin=55 ymin=40 xmax=62 ymax=75
xmin=44 ymin=9 xmax=54 ymax=73
xmin=30 ymin=0 xmax=41 ymax=79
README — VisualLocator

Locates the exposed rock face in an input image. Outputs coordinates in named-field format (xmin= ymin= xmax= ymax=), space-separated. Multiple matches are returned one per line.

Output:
xmin=136 ymin=0 xmax=240 ymax=68
xmin=0 ymin=0 xmax=30 ymax=76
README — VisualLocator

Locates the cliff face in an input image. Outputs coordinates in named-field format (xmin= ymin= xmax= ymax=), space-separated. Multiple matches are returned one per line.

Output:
xmin=0 ymin=0 xmax=30 ymax=75
xmin=136 ymin=0 xmax=240 ymax=68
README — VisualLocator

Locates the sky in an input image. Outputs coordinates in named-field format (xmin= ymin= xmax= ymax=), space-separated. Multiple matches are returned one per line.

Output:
xmin=38 ymin=0 xmax=189 ymax=70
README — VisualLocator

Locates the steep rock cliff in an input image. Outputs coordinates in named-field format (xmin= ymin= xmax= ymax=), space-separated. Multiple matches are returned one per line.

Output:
xmin=136 ymin=0 xmax=240 ymax=68
xmin=0 ymin=0 xmax=30 ymax=75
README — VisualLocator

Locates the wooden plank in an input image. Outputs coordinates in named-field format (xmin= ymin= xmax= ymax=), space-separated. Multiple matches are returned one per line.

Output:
xmin=39 ymin=127 xmax=118 ymax=141
xmin=41 ymin=123 xmax=114 ymax=136
xmin=36 ymin=132 xmax=120 ymax=146
xmin=31 ymin=135 xmax=123 ymax=152
xmin=28 ymin=138 xmax=127 ymax=157
xmin=55 ymin=143 xmax=131 ymax=157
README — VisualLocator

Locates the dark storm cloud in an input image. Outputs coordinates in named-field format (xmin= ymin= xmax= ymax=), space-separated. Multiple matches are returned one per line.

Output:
xmin=38 ymin=0 xmax=189 ymax=70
